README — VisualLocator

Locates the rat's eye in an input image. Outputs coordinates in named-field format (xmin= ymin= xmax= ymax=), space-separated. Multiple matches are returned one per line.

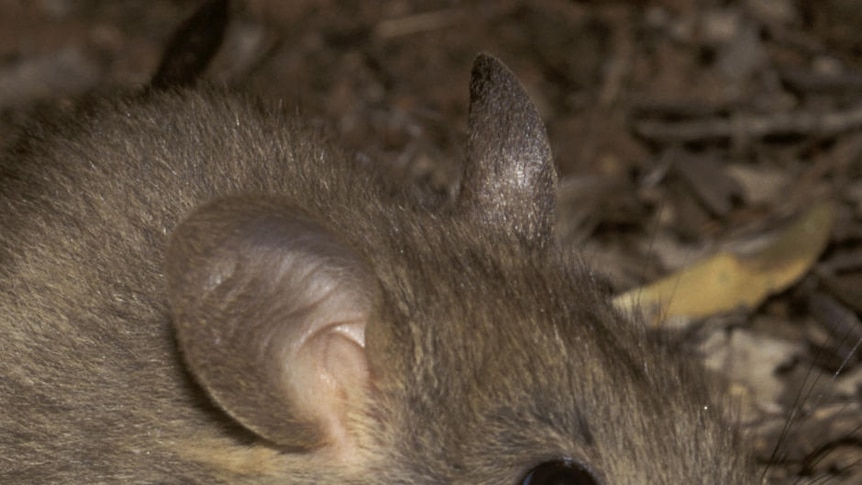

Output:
xmin=520 ymin=459 xmax=599 ymax=485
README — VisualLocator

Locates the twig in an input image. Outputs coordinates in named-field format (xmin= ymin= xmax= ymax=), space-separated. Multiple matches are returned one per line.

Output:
xmin=374 ymin=9 xmax=464 ymax=39
xmin=634 ymin=105 xmax=862 ymax=143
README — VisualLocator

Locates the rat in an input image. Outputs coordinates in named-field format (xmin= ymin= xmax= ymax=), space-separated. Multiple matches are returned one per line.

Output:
xmin=0 ymin=1 xmax=758 ymax=483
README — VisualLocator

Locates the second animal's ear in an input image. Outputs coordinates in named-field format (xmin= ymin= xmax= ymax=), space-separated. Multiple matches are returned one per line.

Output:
xmin=166 ymin=196 xmax=374 ymax=456
xmin=459 ymin=54 xmax=557 ymax=248
xmin=150 ymin=0 xmax=229 ymax=89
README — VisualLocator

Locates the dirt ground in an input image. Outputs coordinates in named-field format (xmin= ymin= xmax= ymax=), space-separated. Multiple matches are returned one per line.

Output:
xmin=2 ymin=0 xmax=861 ymax=483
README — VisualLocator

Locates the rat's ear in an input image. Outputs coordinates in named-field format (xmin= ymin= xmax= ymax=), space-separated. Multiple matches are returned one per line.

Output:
xmin=150 ymin=0 xmax=229 ymax=89
xmin=459 ymin=54 xmax=557 ymax=247
xmin=166 ymin=196 xmax=374 ymax=454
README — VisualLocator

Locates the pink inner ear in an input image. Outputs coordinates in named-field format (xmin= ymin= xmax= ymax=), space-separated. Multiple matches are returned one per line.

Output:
xmin=293 ymin=316 xmax=369 ymax=457
xmin=168 ymin=195 xmax=377 ymax=454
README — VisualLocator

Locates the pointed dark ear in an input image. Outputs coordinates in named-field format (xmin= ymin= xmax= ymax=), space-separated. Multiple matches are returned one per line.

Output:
xmin=458 ymin=53 xmax=556 ymax=247
xmin=150 ymin=0 xmax=229 ymax=89
xmin=166 ymin=196 xmax=374 ymax=454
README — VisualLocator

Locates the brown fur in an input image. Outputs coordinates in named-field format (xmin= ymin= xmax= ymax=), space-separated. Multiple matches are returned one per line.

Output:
xmin=0 ymin=36 xmax=758 ymax=485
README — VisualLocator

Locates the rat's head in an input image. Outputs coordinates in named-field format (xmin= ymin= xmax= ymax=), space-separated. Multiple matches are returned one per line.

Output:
xmin=166 ymin=54 xmax=755 ymax=483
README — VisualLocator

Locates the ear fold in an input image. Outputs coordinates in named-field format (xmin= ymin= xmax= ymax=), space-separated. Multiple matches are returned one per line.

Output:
xmin=459 ymin=54 xmax=557 ymax=247
xmin=166 ymin=196 xmax=374 ymax=454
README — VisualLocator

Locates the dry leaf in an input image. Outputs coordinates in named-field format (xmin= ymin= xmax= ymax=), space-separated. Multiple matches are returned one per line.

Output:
xmin=614 ymin=201 xmax=834 ymax=327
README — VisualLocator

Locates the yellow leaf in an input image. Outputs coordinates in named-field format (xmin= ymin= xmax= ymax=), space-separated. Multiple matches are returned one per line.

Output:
xmin=613 ymin=201 xmax=834 ymax=327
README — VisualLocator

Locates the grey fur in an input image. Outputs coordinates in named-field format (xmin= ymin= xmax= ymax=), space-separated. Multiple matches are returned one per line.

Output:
xmin=0 ymin=55 xmax=757 ymax=483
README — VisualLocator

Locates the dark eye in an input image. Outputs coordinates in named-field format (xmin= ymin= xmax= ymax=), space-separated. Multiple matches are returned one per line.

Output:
xmin=521 ymin=459 xmax=599 ymax=485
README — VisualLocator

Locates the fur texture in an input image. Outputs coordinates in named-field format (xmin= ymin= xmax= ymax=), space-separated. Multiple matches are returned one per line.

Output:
xmin=0 ymin=56 xmax=756 ymax=483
